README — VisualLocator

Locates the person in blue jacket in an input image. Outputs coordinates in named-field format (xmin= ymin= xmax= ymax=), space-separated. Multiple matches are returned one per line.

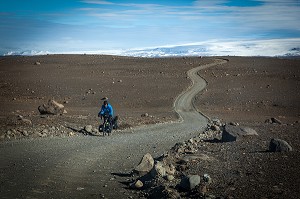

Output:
xmin=98 ymin=100 xmax=114 ymax=119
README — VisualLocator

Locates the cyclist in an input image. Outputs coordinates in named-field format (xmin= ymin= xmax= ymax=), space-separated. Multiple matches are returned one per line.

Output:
xmin=98 ymin=100 xmax=114 ymax=129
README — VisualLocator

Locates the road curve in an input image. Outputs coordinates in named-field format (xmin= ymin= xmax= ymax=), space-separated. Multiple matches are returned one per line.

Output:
xmin=0 ymin=58 xmax=227 ymax=199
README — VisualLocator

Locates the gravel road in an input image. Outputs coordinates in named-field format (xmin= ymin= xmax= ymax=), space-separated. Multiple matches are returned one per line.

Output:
xmin=0 ymin=59 xmax=227 ymax=199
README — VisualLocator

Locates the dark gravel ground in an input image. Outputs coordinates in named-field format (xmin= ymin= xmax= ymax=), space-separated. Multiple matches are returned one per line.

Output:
xmin=0 ymin=56 xmax=299 ymax=199
xmin=190 ymin=56 xmax=300 ymax=199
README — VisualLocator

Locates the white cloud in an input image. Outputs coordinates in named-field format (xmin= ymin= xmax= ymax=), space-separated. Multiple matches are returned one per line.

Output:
xmin=78 ymin=0 xmax=300 ymax=36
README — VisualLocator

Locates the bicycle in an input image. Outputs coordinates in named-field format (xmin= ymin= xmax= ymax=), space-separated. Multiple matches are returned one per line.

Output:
xmin=99 ymin=113 xmax=112 ymax=136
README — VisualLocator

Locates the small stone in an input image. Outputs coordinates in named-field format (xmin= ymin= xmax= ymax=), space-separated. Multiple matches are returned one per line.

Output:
xmin=34 ymin=61 xmax=41 ymax=65
xmin=165 ymin=164 xmax=176 ymax=175
xmin=203 ymin=174 xmax=212 ymax=184
xmin=211 ymin=125 xmax=220 ymax=131
xmin=212 ymin=118 xmax=222 ymax=126
xmin=229 ymin=122 xmax=239 ymax=126
xmin=84 ymin=125 xmax=93 ymax=133
xmin=76 ymin=187 xmax=84 ymax=191
xmin=42 ymin=129 xmax=49 ymax=134
xmin=141 ymin=113 xmax=149 ymax=117
xmin=199 ymin=184 xmax=207 ymax=195
xmin=166 ymin=175 xmax=175 ymax=181
xmin=271 ymin=117 xmax=282 ymax=124
xmin=21 ymin=130 xmax=29 ymax=136
xmin=132 ymin=180 xmax=143 ymax=189
xmin=68 ymin=132 xmax=75 ymax=136
xmin=265 ymin=118 xmax=273 ymax=124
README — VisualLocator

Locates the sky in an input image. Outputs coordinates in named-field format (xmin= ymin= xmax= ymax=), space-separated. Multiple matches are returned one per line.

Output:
xmin=0 ymin=0 xmax=299 ymax=56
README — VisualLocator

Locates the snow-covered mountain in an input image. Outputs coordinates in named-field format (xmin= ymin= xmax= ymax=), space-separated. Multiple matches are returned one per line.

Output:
xmin=2 ymin=39 xmax=300 ymax=57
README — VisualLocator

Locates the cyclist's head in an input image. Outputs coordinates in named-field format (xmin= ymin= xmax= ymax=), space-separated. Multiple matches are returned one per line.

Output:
xmin=103 ymin=100 xmax=108 ymax=106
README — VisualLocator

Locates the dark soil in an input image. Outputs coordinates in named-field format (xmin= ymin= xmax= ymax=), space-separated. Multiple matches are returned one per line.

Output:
xmin=1 ymin=55 xmax=299 ymax=199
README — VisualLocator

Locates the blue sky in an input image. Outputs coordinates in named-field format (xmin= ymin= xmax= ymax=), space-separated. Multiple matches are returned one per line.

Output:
xmin=0 ymin=0 xmax=299 ymax=55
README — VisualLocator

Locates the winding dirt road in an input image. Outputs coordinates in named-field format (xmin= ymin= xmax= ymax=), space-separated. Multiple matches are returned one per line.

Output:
xmin=0 ymin=59 xmax=227 ymax=199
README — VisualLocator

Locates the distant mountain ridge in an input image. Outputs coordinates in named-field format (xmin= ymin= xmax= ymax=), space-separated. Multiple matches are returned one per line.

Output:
xmin=2 ymin=39 xmax=300 ymax=57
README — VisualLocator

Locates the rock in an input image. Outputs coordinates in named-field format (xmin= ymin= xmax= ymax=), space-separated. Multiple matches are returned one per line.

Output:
xmin=221 ymin=124 xmax=258 ymax=142
xmin=181 ymin=142 xmax=197 ymax=154
xmin=264 ymin=118 xmax=273 ymax=124
xmin=212 ymin=118 xmax=222 ymax=126
xmin=165 ymin=164 xmax=176 ymax=175
xmin=38 ymin=132 xmax=47 ymax=137
xmin=130 ymin=180 xmax=143 ymax=189
xmin=68 ymin=132 xmax=75 ymax=136
xmin=229 ymin=122 xmax=239 ymax=126
xmin=269 ymin=138 xmax=293 ymax=152
xmin=150 ymin=161 xmax=166 ymax=178
xmin=171 ymin=142 xmax=185 ymax=154
xmin=141 ymin=113 xmax=149 ymax=117
xmin=42 ymin=129 xmax=49 ymax=134
xmin=134 ymin=153 xmax=154 ymax=175
xmin=265 ymin=117 xmax=282 ymax=124
xmin=240 ymin=127 xmax=259 ymax=136
xmin=84 ymin=125 xmax=93 ymax=133
xmin=17 ymin=115 xmax=32 ymax=126
xmin=34 ymin=61 xmax=41 ymax=65
xmin=203 ymin=174 xmax=212 ymax=184
xmin=271 ymin=117 xmax=282 ymax=124
xmin=38 ymin=99 xmax=65 ymax=115
xmin=199 ymin=184 xmax=207 ymax=195
xmin=180 ymin=175 xmax=201 ymax=190
xmin=21 ymin=130 xmax=29 ymax=136
xmin=210 ymin=125 xmax=220 ymax=131
xmin=166 ymin=175 xmax=175 ymax=181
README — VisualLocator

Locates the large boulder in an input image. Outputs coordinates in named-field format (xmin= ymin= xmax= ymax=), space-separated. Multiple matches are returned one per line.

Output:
xmin=38 ymin=99 xmax=65 ymax=115
xmin=133 ymin=153 xmax=154 ymax=175
xmin=221 ymin=124 xmax=258 ymax=142
xmin=269 ymin=138 xmax=293 ymax=152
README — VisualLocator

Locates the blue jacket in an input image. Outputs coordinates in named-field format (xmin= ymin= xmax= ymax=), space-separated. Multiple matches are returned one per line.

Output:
xmin=99 ymin=103 xmax=114 ymax=117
